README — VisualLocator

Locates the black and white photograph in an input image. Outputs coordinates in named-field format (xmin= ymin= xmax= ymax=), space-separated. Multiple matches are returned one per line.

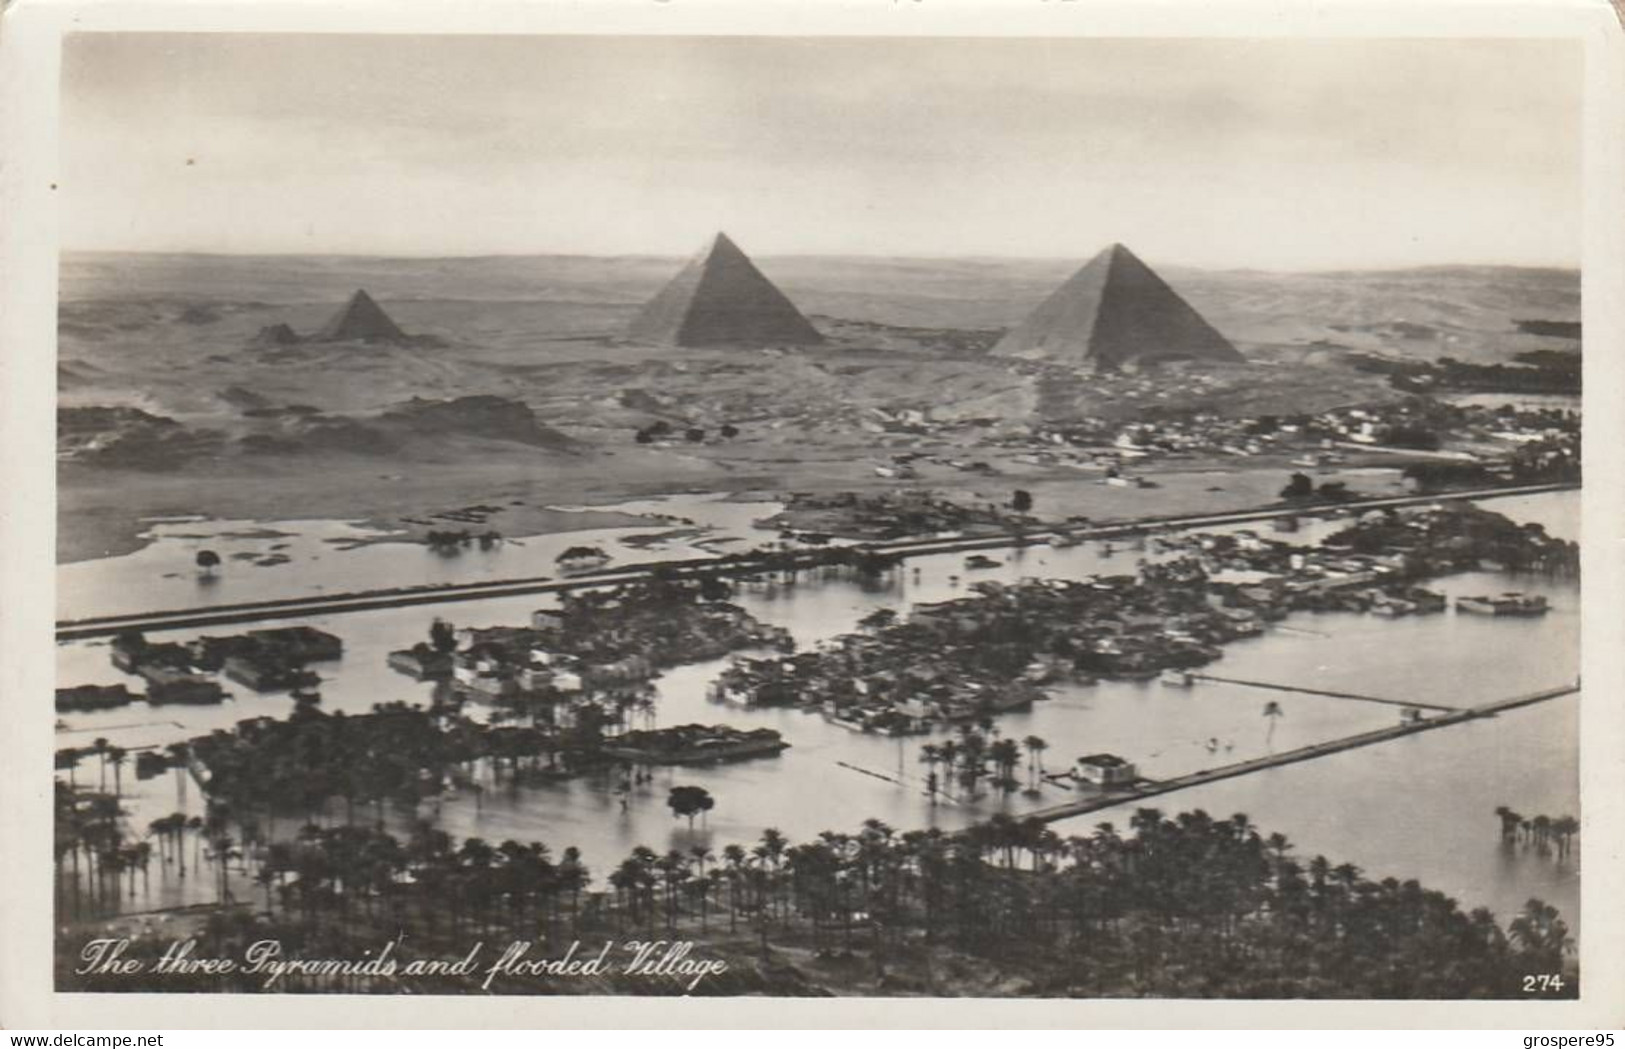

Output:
xmin=9 ymin=9 xmax=1621 ymax=1019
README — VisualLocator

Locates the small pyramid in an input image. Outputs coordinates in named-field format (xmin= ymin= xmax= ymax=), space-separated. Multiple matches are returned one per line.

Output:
xmin=629 ymin=233 xmax=823 ymax=347
xmin=994 ymin=244 xmax=1242 ymax=370
xmin=313 ymin=289 xmax=407 ymax=343
xmin=249 ymin=322 xmax=302 ymax=347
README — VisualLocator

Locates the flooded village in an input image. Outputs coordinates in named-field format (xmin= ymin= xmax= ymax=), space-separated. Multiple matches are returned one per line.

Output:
xmin=51 ymin=261 xmax=1585 ymax=996
xmin=45 ymin=32 xmax=1591 ymax=1000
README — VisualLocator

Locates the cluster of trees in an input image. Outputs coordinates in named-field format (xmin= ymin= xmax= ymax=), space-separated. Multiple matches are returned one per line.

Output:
xmin=59 ymin=799 xmax=1575 ymax=997
xmin=918 ymin=722 xmax=1049 ymax=799
xmin=633 ymin=420 xmax=740 ymax=445
xmin=1351 ymin=354 xmax=1581 ymax=396
xmin=1494 ymin=806 xmax=1580 ymax=859
xmin=1279 ymin=473 xmax=1353 ymax=503
xmin=55 ymin=784 xmax=154 ymax=919
xmin=1380 ymin=425 xmax=1443 ymax=451
xmin=424 ymin=529 xmax=502 ymax=552
xmin=56 ymin=736 xmax=133 ymax=797
xmin=181 ymin=700 xmax=615 ymax=826
xmin=1401 ymin=453 xmax=1578 ymax=493
xmin=1402 ymin=461 xmax=1494 ymax=492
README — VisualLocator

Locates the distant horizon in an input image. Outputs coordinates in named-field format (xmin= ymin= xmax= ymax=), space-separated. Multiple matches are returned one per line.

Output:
xmin=61 ymin=36 xmax=1580 ymax=270
xmin=58 ymin=245 xmax=1581 ymax=277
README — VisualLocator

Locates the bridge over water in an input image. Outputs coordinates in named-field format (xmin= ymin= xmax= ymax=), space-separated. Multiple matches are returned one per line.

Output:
xmin=1013 ymin=682 xmax=1579 ymax=827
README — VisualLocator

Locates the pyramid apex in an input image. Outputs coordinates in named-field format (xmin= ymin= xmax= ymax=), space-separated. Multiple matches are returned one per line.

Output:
xmin=708 ymin=231 xmax=744 ymax=256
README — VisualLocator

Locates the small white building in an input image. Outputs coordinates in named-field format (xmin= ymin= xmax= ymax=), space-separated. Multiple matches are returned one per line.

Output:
xmin=1074 ymin=753 xmax=1138 ymax=788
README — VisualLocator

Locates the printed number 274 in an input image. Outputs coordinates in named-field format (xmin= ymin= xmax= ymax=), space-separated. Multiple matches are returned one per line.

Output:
xmin=1523 ymin=974 xmax=1565 ymax=993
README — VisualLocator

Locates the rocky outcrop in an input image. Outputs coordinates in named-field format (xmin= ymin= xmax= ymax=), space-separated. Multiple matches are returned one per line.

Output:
xmin=58 ymin=406 xmax=222 ymax=470
xmin=378 ymin=395 xmax=576 ymax=449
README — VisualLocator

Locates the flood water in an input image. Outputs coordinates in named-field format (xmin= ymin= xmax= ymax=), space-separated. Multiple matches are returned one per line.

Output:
xmin=55 ymin=490 xmax=1581 ymax=931
xmin=55 ymin=495 xmax=787 ymax=620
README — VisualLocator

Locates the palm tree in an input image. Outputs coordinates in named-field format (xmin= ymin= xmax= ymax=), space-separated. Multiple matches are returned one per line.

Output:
xmin=186 ymin=815 xmax=205 ymax=874
xmin=656 ymin=850 xmax=691 ymax=932
xmin=1509 ymin=897 xmax=1570 ymax=970
xmin=558 ymin=846 xmax=588 ymax=932
xmin=1494 ymin=805 xmax=1522 ymax=842
xmin=107 ymin=747 xmax=128 ymax=800
xmin=167 ymin=742 xmax=191 ymax=806
xmin=721 ymin=844 xmax=747 ymax=932
xmin=988 ymin=738 xmax=1022 ymax=793
xmin=1262 ymin=700 xmax=1284 ymax=745
xmin=1022 ymin=735 xmax=1048 ymax=792
xmin=130 ymin=841 xmax=153 ymax=897
xmin=919 ymin=744 xmax=942 ymax=802
xmin=57 ymin=748 xmax=81 ymax=788
xmin=667 ymin=785 xmax=715 ymax=831
xmin=1550 ymin=815 xmax=1579 ymax=857
xmin=1531 ymin=814 xmax=1552 ymax=852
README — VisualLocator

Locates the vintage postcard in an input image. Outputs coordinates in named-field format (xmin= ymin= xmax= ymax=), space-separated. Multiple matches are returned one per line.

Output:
xmin=2 ymin=0 xmax=1622 ymax=1029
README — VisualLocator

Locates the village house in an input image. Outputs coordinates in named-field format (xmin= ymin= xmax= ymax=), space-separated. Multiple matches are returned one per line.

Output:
xmin=1074 ymin=752 xmax=1138 ymax=788
xmin=221 ymin=654 xmax=318 ymax=692
xmin=386 ymin=646 xmax=453 ymax=681
xmin=139 ymin=665 xmax=227 ymax=705
xmin=245 ymin=625 xmax=343 ymax=663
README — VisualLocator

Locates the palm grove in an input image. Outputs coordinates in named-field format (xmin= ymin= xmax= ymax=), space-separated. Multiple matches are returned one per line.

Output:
xmin=59 ymin=782 xmax=1572 ymax=997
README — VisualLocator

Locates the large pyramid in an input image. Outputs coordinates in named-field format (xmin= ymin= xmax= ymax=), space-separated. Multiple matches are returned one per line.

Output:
xmin=994 ymin=244 xmax=1242 ymax=370
xmin=313 ymin=289 xmax=408 ymax=343
xmin=629 ymin=233 xmax=823 ymax=347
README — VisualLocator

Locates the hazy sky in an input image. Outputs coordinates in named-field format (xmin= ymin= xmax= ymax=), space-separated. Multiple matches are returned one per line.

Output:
xmin=61 ymin=34 xmax=1581 ymax=269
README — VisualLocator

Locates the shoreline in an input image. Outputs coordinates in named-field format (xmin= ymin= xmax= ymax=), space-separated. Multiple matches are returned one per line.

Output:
xmin=55 ymin=480 xmax=1579 ymax=637
xmin=54 ymin=441 xmax=1447 ymax=566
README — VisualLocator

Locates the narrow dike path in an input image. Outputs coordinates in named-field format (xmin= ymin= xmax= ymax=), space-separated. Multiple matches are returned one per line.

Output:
xmin=1015 ymin=682 xmax=1579 ymax=827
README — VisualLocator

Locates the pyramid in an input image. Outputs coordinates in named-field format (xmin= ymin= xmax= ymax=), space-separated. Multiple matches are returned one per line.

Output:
xmin=994 ymin=244 xmax=1242 ymax=370
xmin=249 ymin=322 xmax=302 ymax=347
xmin=629 ymin=233 xmax=823 ymax=347
xmin=313 ymin=289 xmax=407 ymax=343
